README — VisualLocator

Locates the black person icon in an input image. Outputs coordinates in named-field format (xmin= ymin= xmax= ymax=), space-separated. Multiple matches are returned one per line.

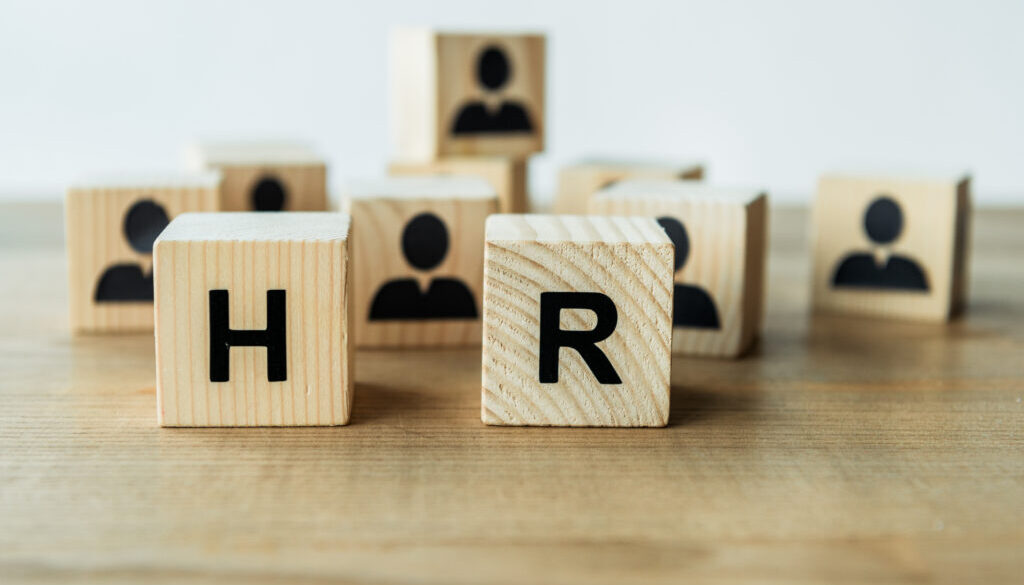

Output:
xmin=251 ymin=174 xmax=287 ymax=211
xmin=657 ymin=217 xmax=721 ymax=329
xmin=451 ymin=45 xmax=534 ymax=136
xmin=369 ymin=212 xmax=478 ymax=320
xmin=832 ymin=196 xmax=929 ymax=291
xmin=94 ymin=199 xmax=169 ymax=302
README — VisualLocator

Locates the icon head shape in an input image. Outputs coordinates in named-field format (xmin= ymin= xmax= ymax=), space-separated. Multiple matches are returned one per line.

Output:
xmin=477 ymin=46 xmax=511 ymax=92
xmin=124 ymin=199 xmax=169 ymax=254
xmin=402 ymin=212 xmax=449 ymax=271
xmin=252 ymin=175 xmax=287 ymax=211
xmin=657 ymin=216 xmax=689 ymax=273
xmin=863 ymin=196 xmax=903 ymax=245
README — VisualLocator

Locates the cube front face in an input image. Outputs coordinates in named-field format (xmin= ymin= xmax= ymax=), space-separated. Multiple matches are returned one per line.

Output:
xmin=389 ymin=158 xmax=527 ymax=213
xmin=348 ymin=195 xmax=497 ymax=348
xmin=65 ymin=184 xmax=218 ymax=333
xmin=482 ymin=215 xmax=674 ymax=427
xmin=154 ymin=216 xmax=352 ymax=427
xmin=217 ymin=164 xmax=327 ymax=212
xmin=554 ymin=164 xmax=704 ymax=214
xmin=590 ymin=193 xmax=767 ymax=357
xmin=812 ymin=175 xmax=968 ymax=321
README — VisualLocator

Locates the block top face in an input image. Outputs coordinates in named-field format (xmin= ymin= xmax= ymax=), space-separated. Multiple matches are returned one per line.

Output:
xmin=156 ymin=212 xmax=351 ymax=243
xmin=570 ymin=158 xmax=704 ymax=174
xmin=69 ymin=170 xmax=222 ymax=191
xmin=187 ymin=141 xmax=324 ymax=167
xmin=345 ymin=176 xmax=496 ymax=200
xmin=821 ymin=170 xmax=971 ymax=188
xmin=594 ymin=180 xmax=765 ymax=206
xmin=486 ymin=214 xmax=671 ymax=245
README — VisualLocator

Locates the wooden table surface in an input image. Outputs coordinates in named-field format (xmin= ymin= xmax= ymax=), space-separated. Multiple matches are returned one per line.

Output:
xmin=1 ymin=202 xmax=1022 ymax=584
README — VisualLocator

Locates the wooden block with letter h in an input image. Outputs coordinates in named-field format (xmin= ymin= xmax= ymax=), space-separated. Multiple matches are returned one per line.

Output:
xmin=482 ymin=215 xmax=674 ymax=427
xmin=187 ymin=141 xmax=328 ymax=211
xmin=390 ymin=28 xmax=545 ymax=159
xmin=344 ymin=177 xmax=498 ymax=348
xmin=812 ymin=172 xmax=972 ymax=322
xmin=65 ymin=172 xmax=221 ymax=333
xmin=554 ymin=159 xmax=704 ymax=214
xmin=389 ymin=156 xmax=528 ymax=212
xmin=590 ymin=181 xmax=768 ymax=358
xmin=154 ymin=212 xmax=353 ymax=426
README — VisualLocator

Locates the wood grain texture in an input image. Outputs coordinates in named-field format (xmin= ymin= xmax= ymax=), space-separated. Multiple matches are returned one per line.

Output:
xmin=64 ymin=173 xmax=220 ymax=333
xmin=389 ymin=156 xmax=528 ymax=213
xmin=153 ymin=212 xmax=353 ymax=426
xmin=344 ymin=177 xmax=498 ymax=348
xmin=390 ymin=28 xmax=545 ymax=159
xmin=3 ymin=202 xmax=1023 ymax=584
xmin=482 ymin=214 xmax=674 ymax=427
xmin=590 ymin=181 xmax=768 ymax=357
xmin=553 ymin=159 xmax=704 ymax=214
xmin=812 ymin=173 xmax=971 ymax=322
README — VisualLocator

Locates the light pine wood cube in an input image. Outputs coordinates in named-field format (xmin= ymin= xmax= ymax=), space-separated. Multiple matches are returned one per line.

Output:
xmin=187 ymin=141 xmax=327 ymax=211
xmin=153 ymin=212 xmax=353 ymax=427
xmin=812 ymin=172 xmax=972 ymax=322
xmin=390 ymin=28 xmax=545 ymax=160
xmin=344 ymin=177 xmax=498 ymax=348
xmin=65 ymin=172 xmax=221 ymax=334
xmin=554 ymin=159 xmax=704 ymax=214
xmin=389 ymin=156 xmax=528 ymax=213
xmin=590 ymin=181 xmax=768 ymax=358
xmin=482 ymin=215 xmax=674 ymax=427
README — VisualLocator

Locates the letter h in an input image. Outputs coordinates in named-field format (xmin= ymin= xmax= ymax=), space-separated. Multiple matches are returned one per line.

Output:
xmin=209 ymin=289 xmax=287 ymax=382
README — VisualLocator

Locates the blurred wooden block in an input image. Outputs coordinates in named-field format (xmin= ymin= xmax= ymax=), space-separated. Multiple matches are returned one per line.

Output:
xmin=812 ymin=172 xmax=972 ymax=322
xmin=390 ymin=28 xmax=545 ymax=160
xmin=554 ymin=159 xmax=704 ymax=214
xmin=482 ymin=214 xmax=674 ymax=427
xmin=344 ymin=177 xmax=498 ymax=348
xmin=153 ymin=212 xmax=353 ymax=427
xmin=389 ymin=156 xmax=528 ymax=213
xmin=590 ymin=181 xmax=768 ymax=357
xmin=187 ymin=141 xmax=327 ymax=211
xmin=65 ymin=172 xmax=221 ymax=334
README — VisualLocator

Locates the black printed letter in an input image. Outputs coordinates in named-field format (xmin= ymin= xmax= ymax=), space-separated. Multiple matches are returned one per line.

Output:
xmin=209 ymin=289 xmax=287 ymax=382
xmin=538 ymin=292 xmax=621 ymax=385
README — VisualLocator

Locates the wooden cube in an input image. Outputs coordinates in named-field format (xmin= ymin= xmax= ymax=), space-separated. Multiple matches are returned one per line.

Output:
xmin=590 ymin=181 xmax=768 ymax=358
xmin=482 ymin=214 xmax=674 ymax=427
xmin=154 ymin=212 xmax=353 ymax=427
xmin=187 ymin=141 xmax=327 ymax=211
xmin=344 ymin=177 xmax=498 ymax=348
xmin=812 ymin=172 xmax=972 ymax=322
xmin=554 ymin=159 xmax=704 ymax=214
xmin=65 ymin=172 xmax=220 ymax=334
xmin=389 ymin=156 xmax=528 ymax=213
xmin=390 ymin=28 xmax=545 ymax=160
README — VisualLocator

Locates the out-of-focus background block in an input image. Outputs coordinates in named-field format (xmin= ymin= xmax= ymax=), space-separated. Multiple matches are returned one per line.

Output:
xmin=554 ymin=159 xmax=704 ymax=214
xmin=389 ymin=156 xmax=528 ymax=213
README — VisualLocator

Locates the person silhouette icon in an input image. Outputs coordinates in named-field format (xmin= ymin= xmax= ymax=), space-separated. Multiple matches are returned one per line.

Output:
xmin=832 ymin=196 xmax=929 ymax=291
xmin=251 ymin=175 xmax=287 ymax=211
xmin=451 ymin=45 xmax=534 ymax=136
xmin=369 ymin=212 xmax=478 ymax=320
xmin=657 ymin=216 xmax=721 ymax=329
xmin=94 ymin=199 xmax=169 ymax=302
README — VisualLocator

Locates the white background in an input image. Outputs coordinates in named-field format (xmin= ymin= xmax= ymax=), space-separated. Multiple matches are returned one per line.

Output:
xmin=1 ymin=0 xmax=1021 ymax=204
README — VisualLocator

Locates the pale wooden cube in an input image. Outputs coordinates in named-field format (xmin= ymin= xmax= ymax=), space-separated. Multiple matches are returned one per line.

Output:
xmin=590 ymin=181 xmax=768 ymax=358
xmin=343 ymin=177 xmax=498 ymax=348
xmin=187 ymin=141 xmax=327 ymax=211
xmin=554 ymin=159 xmax=704 ymax=214
xmin=154 ymin=212 xmax=353 ymax=427
xmin=391 ymin=28 xmax=545 ymax=160
xmin=812 ymin=172 xmax=972 ymax=322
xmin=482 ymin=214 xmax=674 ymax=427
xmin=389 ymin=156 xmax=528 ymax=213
xmin=65 ymin=172 xmax=221 ymax=334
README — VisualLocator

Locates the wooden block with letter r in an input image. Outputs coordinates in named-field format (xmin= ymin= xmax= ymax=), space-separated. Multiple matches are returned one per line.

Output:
xmin=153 ymin=212 xmax=353 ymax=427
xmin=186 ymin=140 xmax=328 ymax=211
xmin=812 ymin=171 xmax=972 ymax=322
xmin=590 ymin=181 xmax=768 ymax=358
xmin=65 ymin=172 xmax=221 ymax=334
xmin=553 ymin=159 xmax=704 ymax=214
xmin=482 ymin=214 xmax=674 ymax=427
xmin=344 ymin=176 xmax=498 ymax=348
xmin=390 ymin=28 xmax=545 ymax=159
xmin=389 ymin=156 xmax=528 ymax=213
